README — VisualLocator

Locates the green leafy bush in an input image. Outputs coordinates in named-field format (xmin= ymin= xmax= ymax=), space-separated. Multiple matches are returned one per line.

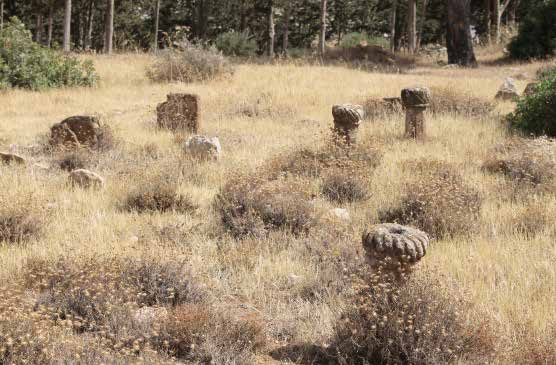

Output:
xmin=147 ymin=40 xmax=234 ymax=83
xmin=215 ymin=30 xmax=257 ymax=57
xmin=507 ymin=74 xmax=556 ymax=137
xmin=508 ymin=0 xmax=556 ymax=60
xmin=0 ymin=17 xmax=98 ymax=90
xmin=340 ymin=32 xmax=389 ymax=49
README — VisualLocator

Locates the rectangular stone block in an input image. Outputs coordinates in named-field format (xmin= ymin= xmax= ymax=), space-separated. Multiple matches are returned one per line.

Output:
xmin=156 ymin=93 xmax=200 ymax=132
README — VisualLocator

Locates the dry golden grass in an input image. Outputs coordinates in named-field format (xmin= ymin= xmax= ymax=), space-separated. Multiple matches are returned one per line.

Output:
xmin=1 ymin=52 xmax=555 ymax=364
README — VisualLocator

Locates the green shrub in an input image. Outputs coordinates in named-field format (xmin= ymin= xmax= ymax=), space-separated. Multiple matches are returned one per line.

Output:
xmin=215 ymin=30 xmax=257 ymax=57
xmin=0 ymin=17 xmax=97 ymax=90
xmin=340 ymin=32 xmax=389 ymax=49
xmin=147 ymin=41 xmax=234 ymax=83
xmin=508 ymin=0 xmax=556 ymax=60
xmin=507 ymin=75 xmax=556 ymax=137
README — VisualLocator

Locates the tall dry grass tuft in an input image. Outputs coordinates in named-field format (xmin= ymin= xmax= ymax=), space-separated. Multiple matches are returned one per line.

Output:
xmin=0 ymin=187 xmax=47 ymax=244
xmin=379 ymin=160 xmax=482 ymax=238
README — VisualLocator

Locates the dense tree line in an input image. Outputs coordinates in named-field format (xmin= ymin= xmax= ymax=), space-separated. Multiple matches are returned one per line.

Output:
xmin=0 ymin=0 xmax=549 ymax=64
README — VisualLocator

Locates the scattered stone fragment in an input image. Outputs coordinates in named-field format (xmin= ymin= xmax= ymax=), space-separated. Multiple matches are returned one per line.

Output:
xmin=401 ymin=86 xmax=431 ymax=139
xmin=495 ymin=77 xmax=520 ymax=101
xmin=362 ymin=223 xmax=429 ymax=272
xmin=133 ymin=306 xmax=168 ymax=327
xmin=157 ymin=93 xmax=200 ymax=132
xmin=332 ymin=103 xmax=365 ymax=145
xmin=184 ymin=135 xmax=221 ymax=160
xmin=328 ymin=208 xmax=350 ymax=222
xmin=50 ymin=116 xmax=102 ymax=148
xmin=0 ymin=152 xmax=26 ymax=165
xmin=68 ymin=169 xmax=105 ymax=189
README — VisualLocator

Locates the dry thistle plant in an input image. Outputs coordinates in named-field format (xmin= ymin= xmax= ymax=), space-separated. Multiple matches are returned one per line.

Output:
xmin=330 ymin=267 xmax=497 ymax=365
xmin=379 ymin=160 xmax=482 ymax=238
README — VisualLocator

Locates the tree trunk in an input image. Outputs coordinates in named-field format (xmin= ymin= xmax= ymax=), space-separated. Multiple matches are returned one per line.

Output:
xmin=47 ymin=4 xmax=53 ymax=47
xmin=407 ymin=0 xmax=416 ymax=53
xmin=240 ymin=0 xmax=246 ymax=31
xmin=267 ymin=0 xmax=274 ymax=58
xmin=104 ymin=0 xmax=114 ymax=54
xmin=491 ymin=0 xmax=512 ymax=43
xmin=389 ymin=0 xmax=397 ymax=52
xmin=196 ymin=0 xmax=207 ymax=40
xmin=154 ymin=0 xmax=160 ymax=51
xmin=63 ymin=0 xmax=71 ymax=52
xmin=319 ymin=0 xmax=327 ymax=57
xmin=1 ymin=0 xmax=4 ymax=30
xmin=492 ymin=0 xmax=500 ymax=43
xmin=507 ymin=0 xmax=518 ymax=28
xmin=85 ymin=0 xmax=94 ymax=50
xmin=447 ymin=0 xmax=477 ymax=66
xmin=35 ymin=13 xmax=43 ymax=44
xmin=485 ymin=0 xmax=491 ymax=44
xmin=416 ymin=0 xmax=428 ymax=51
xmin=283 ymin=1 xmax=290 ymax=56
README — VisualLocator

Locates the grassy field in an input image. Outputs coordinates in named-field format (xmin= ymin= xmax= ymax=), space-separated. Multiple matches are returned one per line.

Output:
xmin=0 ymin=53 xmax=555 ymax=364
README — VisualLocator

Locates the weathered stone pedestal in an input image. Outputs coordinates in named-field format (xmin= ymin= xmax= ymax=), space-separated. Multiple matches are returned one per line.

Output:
xmin=332 ymin=103 xmax=365 ymax=145
xmin=401 ymin=87 xmax=430 ymax=140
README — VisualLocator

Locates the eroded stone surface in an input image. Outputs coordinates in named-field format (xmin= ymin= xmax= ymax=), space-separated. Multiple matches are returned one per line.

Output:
xmin=362 ymin=223 xmax=429 ymax=271
xmin=69 ymin=169 xmax=105 ymax=189
xmin=184 ymin=135 xmax=221 ymax=161
xmin=50 ymin=116 xmax=102 ymax=148
xmin=157 ymin=93 xmax=200 ymax=132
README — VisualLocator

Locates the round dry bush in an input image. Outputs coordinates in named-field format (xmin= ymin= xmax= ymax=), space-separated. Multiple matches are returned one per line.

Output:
xmin=321 ymin=171 xmax=369 ymax=203
xmin=0 ymin=191 xmax=46 ymax=244
xmin=330 ymin=269 xmax=497 ymax=365
xmin=23 ymin=256 xmax=205 ymax=334
xmin=379 ymin=160 xmax=482 ymax=239
xmin=154 ymin=303 xmax=266 ymax=363
xmin=214 ymin=175 xmax=317 ymax=238
xmin=265 ymin=141 xmax=383 ymax=180
xmin=482 ymin=137 xmax=556 ymax=193
xmin=124 ymin=176 xmax=197 ymax=214
xmin=56 ymin=150 xmax=92 ymax=172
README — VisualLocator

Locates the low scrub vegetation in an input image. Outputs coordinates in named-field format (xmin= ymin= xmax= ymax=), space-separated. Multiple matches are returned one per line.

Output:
xmin=215 ymin=175 xmax=317 ymax=238
xmin=0 ymin=18 xmax=97 ymax=90
xmin=321 ymin=170 xmax=369 ymax=203
xmin=124 ymin=176 xmax=198 ymax=214
xmin=483 ymin=137 xmax=556 ymax=193
xmin=147 ymin=41 xmax=234 ymax=83
xmin=379 ymin=160 xmax=482 ymax=238
xmin=331 ymin=268 xmax=496 ymax=364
